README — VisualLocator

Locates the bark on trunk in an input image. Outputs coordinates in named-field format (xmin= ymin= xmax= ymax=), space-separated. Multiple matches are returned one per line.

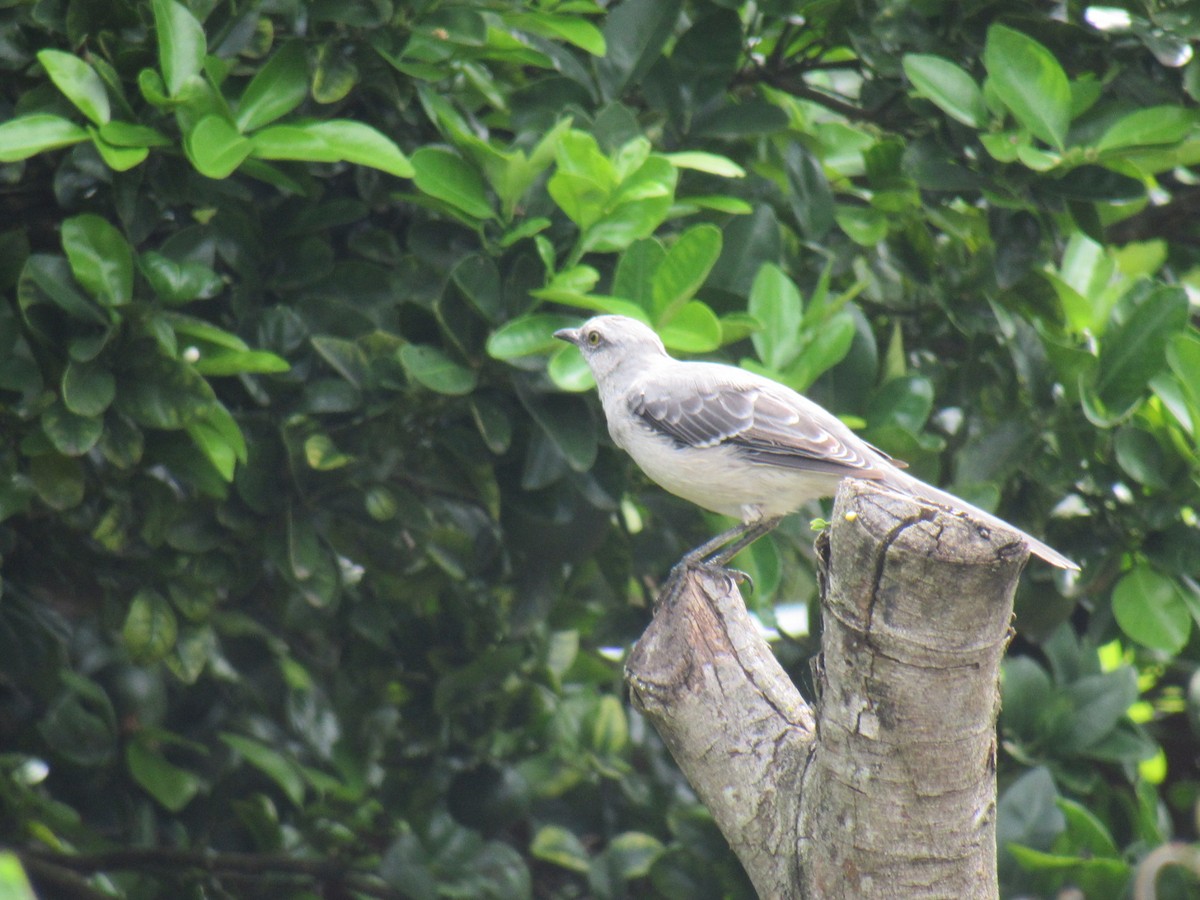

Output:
xmin=625 ymin=480 xmax=1027 ymax=899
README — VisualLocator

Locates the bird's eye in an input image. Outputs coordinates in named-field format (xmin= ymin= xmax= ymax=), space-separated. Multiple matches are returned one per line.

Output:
xmin=586 ymin=331 xmax=602 ymax=347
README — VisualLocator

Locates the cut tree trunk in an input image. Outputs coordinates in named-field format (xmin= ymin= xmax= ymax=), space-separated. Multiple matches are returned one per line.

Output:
xmin=625 ymin=480 xmax=1027 ymax=899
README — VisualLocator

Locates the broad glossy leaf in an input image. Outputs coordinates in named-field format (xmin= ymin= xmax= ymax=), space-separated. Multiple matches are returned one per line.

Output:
xmin=399 ymin=344 xmax=477 ymax=395
xmin=1097 ymin=106 xmax=1198 ymax=152
xmin=748 ymin=264 xmax=802 ymax=369
xmin=509 ymin=12 xmax=606 ymax=55
xmin=312 ymin=336 xmax=370 ymax=387
xmin=126 ymin=737 xmax=202 ymax=812
xmin=1112 ymin=565 xmax=1190 ymax=652
xmin=661 ymin=151 xmax=745 ymax=177
xmin=37 ymin=50 xmax=110 ymax=125
xmin=783 ymin=312 xmax=856 ymax=392
xmin=612 ymin=238 xmax=665 ymax=311
xmin=36 ymin=673 xmax=116 ymax=766
xmin=1095 ymin=285 xmax=1188 ymax=411
xmin=192 ymin=349 xmax=290 ymax=376
xmin=61 ymin=358 xmax=115 ymax=417
xmin=185 ymin=115 xmax=253 ymax=179
xmin=595 ymin=0 xmax=682 ymax=99
xmin=115 ymin=356 xmax=216 ymax=429
xmin=531 ymin=825 xmax=590 ymax=873
xmin=312 ymin=41 xmax=358 ymax=104
xmin=141 ymin=251 xmax=223 ymax=304
xmin=42 ymin=401 xmax=103 ymax=456
xmin=1114 ymin=426 xmax=1168 ymax=489
xmin=902 ymin=54 xmax=987 ymax=128
xmin=98 ymin=121 xmax=170 ymax=148
xmin=236 ymin=42 xmax=309 ymax=132
xmin=547 ymin=344 xmax=594 ymax=392
xmin=487 ymin=315 xmax=580 ymax=360
xmin=659 ymin=301 xmax=721 ymax=353
xmin=90 ymin=130 xmax=149 ymax=171
xmin=651 ymin=224 xmax=721 ymax=323
xmin=123 ymin=589 xmax=179 ymax=663
xmin=984 ymin=25 xmax=1071 ymax=149
xmin=302 ymin=120 xmax=414 ymax=178
xmin=0 ymin=114 xmax=88 ymax=162
xmin=608 ymin=832 xmax=665 ymax=880
xmin=153 ymin=0 xmax=207 ymax=96
xmin=412 ymin=147 xmax=493 ymax=218
xmin=221 ymin=733 xmax=305 ymax=805
xmin=61 ymin=215 xmax=133 ymax=307
xmin=19 ymin=254 xmax=107 ymax=324
xmin=519 ymin=388 xmax=597 ymax=472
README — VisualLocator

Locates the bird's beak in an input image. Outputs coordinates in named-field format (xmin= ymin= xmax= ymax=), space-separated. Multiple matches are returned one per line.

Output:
xmin=553 ymin=327 xmax=580 ymax=346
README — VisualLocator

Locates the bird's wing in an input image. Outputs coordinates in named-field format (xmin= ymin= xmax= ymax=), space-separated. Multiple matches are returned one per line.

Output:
xmin=629 ymin=369 xmax=896 ymax=479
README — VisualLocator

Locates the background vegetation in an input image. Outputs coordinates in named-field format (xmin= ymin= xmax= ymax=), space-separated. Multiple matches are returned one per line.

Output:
xmin=1 ymin=0 xmax=1199 ymax=896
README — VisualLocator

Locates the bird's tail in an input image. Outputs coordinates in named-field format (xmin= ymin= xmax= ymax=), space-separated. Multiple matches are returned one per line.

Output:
xmin=878 ymin=470 xmax=1079 ymax=571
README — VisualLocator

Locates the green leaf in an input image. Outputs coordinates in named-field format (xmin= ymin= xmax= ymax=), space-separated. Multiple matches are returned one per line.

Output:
xmin=0 ymin=114 xmax=89 ymax=162
xmin=399 ymin=344 xmax=478 ymax=395
xmin=749 ymin=263 xmax=802 ymax=370
xmin=123 ymin=589 xmax=179 ymax=664
xmin=42 ymin=401 xmax=103 ymax=456
xmin=608 ymin=832 xmax=665 ymax=879
xmin=487 ymin=315 xmax=581 ymax=360
xmin=301 ymin=120 xmax=414 ymax=178
xmin=659 ymin=301 xmax=721 ymax=353
xmin=595 ymin=0 xmax=682 ymax=99
xmin=590 ymin=695 xmax=628 ymax=756
xmin=141 ymin=251 xmax=224 ymax=304
xmin=221 ymin=733 xmax=306 ymax=806
xmin=612 ymin=238 xmax=665 ymax=311
xmin=660 ymin=151 xmax=746 ymax=178
xmin=30 ymin=453 xmax=85 ymax=510
xmin=547 ymin=344 xmax=595 ymax=392
xmin=509 ymin=12 xmax=606 ymax=56
xmin=192 ymin=349 xmax=290 ymax=376
xmin=236 ymin=42 xmax=309 ymax=132
xmin=651 ymin=224 xmax=722 ymax=323
xmin=126 ymin=736 xmax=202 ymax=812
xmin=0 ymin=852 xmax=36 ymax=900
xmin=90 ymin=129 xmax=149 ymax=171
xmin=312 ymin=335 xmax=371 ymax=387
xmin=115 ymin=355 xmax=216 ymax=429
xmin=98 ymin=121 xmax=171 ymax=148
xmin=902 ymin=54 xmax=987 ymax=128
xmin=37 ymin=50 xmax=111 ymax=125
xmin=1097 ymin=106 xmax=1198 ymax=153
xmin=153 ymin=0 xmax=207 ymax=96
xmin=412 ymin=147 xmax=493 ymax=218
xmin=61 ymin=214 xmax=133 ymax=307
xmin=185 ymin=115 xmax=253 ymax=179
xmin=1095 ymin=286 xmax=1189 ymax=411
xmin=19 ymin=254 xmax=107 ymax=324
xmin=531 ymin=825 xmax=590 ymax=873
xmin=984 ymin=25 xmax=1071 ymax=149
xmin=312 ymin=40 xmax=358 ymax=104
xmin=62 ymin=358 xmax=116 ymax=416
xmin=1112 ymin=565 xmax=1190 ymax=653
xmin=836 ymin=205 xmax=888 ymax=245
xmin=1114 ymin=426 xmax=1168 ymax=489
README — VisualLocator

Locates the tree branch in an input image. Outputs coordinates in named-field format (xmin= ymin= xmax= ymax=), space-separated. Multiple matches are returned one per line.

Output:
xmin=625 ymin=566 xmax=815 ymax=897
xmin=626 ymin=480 xmax=1027 ymax=898
xmin=18 ymin=846 xmax=405 ymax=900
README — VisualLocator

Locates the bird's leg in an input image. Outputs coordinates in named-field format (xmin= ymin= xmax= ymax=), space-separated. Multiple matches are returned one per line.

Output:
xmin=702 ymin=516 xmax=782 ymax=568
xmin=661 ymin=517 xmax=783 ymax=602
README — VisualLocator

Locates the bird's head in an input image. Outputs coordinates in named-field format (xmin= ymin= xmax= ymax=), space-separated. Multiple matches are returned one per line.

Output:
xmin=554 ymin=316 xmax=667 ymax=384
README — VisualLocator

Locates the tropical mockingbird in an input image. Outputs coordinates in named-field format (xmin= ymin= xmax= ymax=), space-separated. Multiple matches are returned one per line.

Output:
xmin=554 ymin=314 xmax=1078 ymax=571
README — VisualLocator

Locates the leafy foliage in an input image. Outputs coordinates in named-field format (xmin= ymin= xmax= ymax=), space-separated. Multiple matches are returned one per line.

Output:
xmin=1 ymin=0 xmax=1199 ymax=898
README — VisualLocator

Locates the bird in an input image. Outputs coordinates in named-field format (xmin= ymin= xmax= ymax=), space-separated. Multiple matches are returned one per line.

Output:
xmin=554 ymin=314 xmax=1078 ymax=572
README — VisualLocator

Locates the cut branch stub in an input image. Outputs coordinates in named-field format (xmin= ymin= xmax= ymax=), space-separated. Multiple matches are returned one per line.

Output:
xmin=798 ymin=481 xmax=1026 ymax=899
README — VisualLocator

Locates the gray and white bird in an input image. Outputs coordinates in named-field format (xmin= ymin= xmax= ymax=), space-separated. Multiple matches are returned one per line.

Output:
xmin=554 ymin=314 xmax=1078 ymax=571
